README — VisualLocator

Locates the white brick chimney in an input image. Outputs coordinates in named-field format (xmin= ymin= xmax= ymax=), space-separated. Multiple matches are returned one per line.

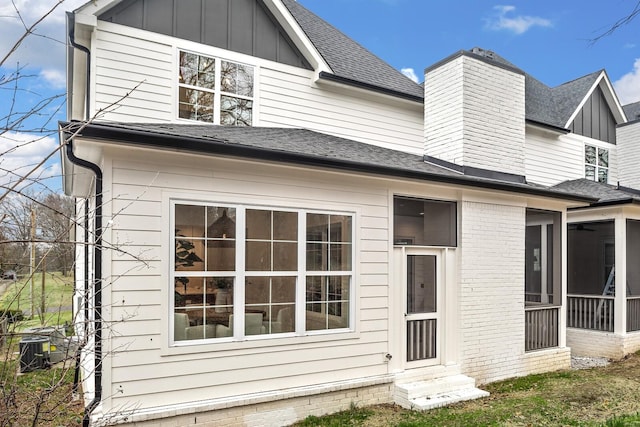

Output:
xmin=424 ymin=49 xmax=526 ymax=177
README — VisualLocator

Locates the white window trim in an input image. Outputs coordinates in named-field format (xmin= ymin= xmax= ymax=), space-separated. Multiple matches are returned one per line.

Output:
xmin=176 ymin=49 xmax=256 ymax=126
xmin=169 ymin=200 xmax=356 ymax=348
xmin=585 ymin=143 xmax=609 ymax=184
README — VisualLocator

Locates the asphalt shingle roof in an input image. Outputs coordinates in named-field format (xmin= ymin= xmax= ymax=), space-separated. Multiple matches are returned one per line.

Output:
xmin=69 ymin=121 xmax=591 ymax=202
xmin=552 ymin=178 xmax=640 ymax=204
xmin=624 ymin=101 xmax=640 ymax=122
xmin=281 ymin=0 xmax=424 ymax=100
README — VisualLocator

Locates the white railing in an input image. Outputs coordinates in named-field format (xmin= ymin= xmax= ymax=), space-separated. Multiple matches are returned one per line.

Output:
xmin=525 ymin=306 xmax=559 ymax=352
xmin=567 ymin=294 xmax=614 ymax=332
xmin=627 ymin=297 xmax=640 ymax=332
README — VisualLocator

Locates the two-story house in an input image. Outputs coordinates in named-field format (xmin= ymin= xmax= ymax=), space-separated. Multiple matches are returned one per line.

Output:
xmin=60 ymin=0 xmax=637 ymax=426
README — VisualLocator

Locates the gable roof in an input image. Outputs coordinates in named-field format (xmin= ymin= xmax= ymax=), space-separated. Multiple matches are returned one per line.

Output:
xmin=61 ymin=121 xmax=593 ymax=203
xmin=552 ymin=178 xmax=640 ymax=207
xmin=280 ymin=0 xmax=424 ymax=101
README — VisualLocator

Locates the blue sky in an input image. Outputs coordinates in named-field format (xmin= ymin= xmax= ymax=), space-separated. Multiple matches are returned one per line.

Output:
xmin=0 ymin=0 xmax=639 ymax=192
xmin=298 ymin=0 xmax=640 ymax=104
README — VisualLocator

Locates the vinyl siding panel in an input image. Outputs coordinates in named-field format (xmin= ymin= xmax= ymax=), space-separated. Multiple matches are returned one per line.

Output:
xmin=91 ymin=22 xmax=423 ymax=155
xmin=525 ymin=128 xmax=618 ymax=186
xmin=101 ymin=148 xmax=393 ymax=413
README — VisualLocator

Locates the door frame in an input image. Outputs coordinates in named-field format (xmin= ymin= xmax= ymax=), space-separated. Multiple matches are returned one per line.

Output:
xmin=395 ymin=246 xmax=444 ymax=369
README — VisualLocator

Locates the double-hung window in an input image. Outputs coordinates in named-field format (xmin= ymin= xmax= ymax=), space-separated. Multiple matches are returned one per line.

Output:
xmin=178 ymin=51 xmax=254 ymax=126
xmin=585 ymin=144 xmax=608 ymax=184
xmin=172 ymin=202 xmax=353 ymax=343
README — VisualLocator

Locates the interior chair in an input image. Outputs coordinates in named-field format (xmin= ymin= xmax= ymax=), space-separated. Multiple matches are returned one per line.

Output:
xmin=174 ymin=313 xmax=189 ymax=341
xmin=185 ymin=324 xmax=216 ymax=340
xmin=216 ymin=313 xmax=266 ymax=337
xmin=270 ymin=307 xmax=293 ymax=333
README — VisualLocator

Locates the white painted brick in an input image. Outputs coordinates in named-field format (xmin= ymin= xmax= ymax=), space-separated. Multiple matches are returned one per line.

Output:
xmin=425 ymin=54 xmax=525 ymax=176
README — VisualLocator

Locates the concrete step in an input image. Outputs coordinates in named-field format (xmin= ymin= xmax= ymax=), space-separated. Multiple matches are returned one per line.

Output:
xmin=394 ymin=374 xmax=489 ymax=411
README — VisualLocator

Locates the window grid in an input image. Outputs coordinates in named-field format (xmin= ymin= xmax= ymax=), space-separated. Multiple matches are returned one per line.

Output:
xmin=585 ymin=144 xmax=609 ymax=184
xmin=171 ymin=203 xmax=353 ymax=344
xmin=178 ymin=51 xmax=254 ymax=126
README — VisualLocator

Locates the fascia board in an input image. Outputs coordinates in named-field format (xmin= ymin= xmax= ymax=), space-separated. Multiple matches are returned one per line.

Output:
xmin=599 ymin=72 xmax=628 ymax=123
xmin=563 ymin=71 xmax=627 ymax=127
xmin=563 ymin=72 xmax=604 ymax=128
xmin=75 ymin=0 xmax=124 ymax=17
xmin=263 ymin=0 xmax=331 ymax=74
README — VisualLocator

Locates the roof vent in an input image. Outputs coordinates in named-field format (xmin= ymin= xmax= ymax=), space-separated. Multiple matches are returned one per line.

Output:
xmin=471 ymin=47 xmax=495 ymax=60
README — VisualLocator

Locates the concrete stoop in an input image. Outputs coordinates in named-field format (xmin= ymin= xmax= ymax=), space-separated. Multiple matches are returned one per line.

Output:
xmin=394 ymin=374 xmax=489 ymax=411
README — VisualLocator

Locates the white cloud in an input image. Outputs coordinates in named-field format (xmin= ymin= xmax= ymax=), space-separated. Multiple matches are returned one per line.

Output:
xmin=486 ymin=5 xmax=552 ymax=35
xmin=401 ymin=67 xmax=419 ymax=83
xmin=614 ymin=58 xmax=640 ymax=105
xmin=0 ymin=131 xmax=61 ymax=188
xmin=40 ymin=68 xmax=66 ymax=89
xmin=0 ymin=0 xmax=86 ymax=72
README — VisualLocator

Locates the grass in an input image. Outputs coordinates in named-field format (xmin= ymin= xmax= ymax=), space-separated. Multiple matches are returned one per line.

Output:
xmin=294 ymin=352 xmax=640 ymax=427
xmin=0 ymin=272 xmax=82 ymax=426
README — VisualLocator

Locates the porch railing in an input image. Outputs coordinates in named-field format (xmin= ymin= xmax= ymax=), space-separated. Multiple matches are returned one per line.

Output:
xmin=567 ymin=294 xmax=614 ymax=332
xmin=525 ymin=306 xmax=559 ymax=351
xmin=628 ymin=297 xmax=640 ymax=332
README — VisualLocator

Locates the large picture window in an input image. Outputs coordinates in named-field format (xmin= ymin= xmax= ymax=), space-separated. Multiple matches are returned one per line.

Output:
xmin=172 ymin=202 xmax=353 ymax=344
xmin=178 ymin=51 xmax=254 ymax=126
xmin=585 ymin=144 xmax=608 ymax=184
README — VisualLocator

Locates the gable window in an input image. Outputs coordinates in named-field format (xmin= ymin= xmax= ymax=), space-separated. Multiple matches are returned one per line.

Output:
xmin=172 ymin=202 xmax=353 ymax=344
xmin=178 ymin=51 xmax=254 ymax=126
xmin=585 ymin=144 xmax=608 ymax=183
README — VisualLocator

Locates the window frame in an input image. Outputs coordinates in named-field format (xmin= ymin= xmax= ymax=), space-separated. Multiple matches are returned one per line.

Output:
xmin=177 ymin=49 xmax=255 ymax=126
xmin=169 ymin=200 xmax=356 ymax=347
xmin=584 ymin=144 xmax=609 ymax=184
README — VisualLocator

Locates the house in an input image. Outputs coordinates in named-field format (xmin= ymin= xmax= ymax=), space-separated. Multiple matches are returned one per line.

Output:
xmin=59 ymin=0 xmax=637 ymax=426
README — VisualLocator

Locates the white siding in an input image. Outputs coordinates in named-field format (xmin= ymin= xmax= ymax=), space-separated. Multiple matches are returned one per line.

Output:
xmin=617 ymin=122 xmax=640 ymax=188
xmin=425 ymin=55 xmax=526 ymax=176
xmin=101 ymin=148 xmax=393 ymax=412
xmin=91 ymin=22 xmax=424 ymax=155
xmin=525 ymin=128 xmax=618 ymax=187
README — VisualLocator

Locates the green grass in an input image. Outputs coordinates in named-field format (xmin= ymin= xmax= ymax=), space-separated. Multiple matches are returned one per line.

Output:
xmin=294 ymin=351 xmax=640 ymax=427
xmin=0 ymin=272 xmax=74 ymax=323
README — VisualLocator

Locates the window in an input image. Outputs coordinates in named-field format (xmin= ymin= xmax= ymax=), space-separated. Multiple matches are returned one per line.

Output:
xmin=172 ymin=202 xmax=353 ymax=343
xmin=525 ymin=209 xmax=561 ymax=306
xmin=393 ymin=196 xmax=457 ymax=246
xmin=178 ymin=51 xmax=254 ymax=126
xmin=585 ymin=144 xmax=608 ymax=184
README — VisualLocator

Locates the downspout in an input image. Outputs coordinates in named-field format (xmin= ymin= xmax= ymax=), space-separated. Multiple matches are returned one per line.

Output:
xmin=66 ymin=140 xmax=103 ymax=427
xmin=67 ymin=12 xmax=101 ymax=427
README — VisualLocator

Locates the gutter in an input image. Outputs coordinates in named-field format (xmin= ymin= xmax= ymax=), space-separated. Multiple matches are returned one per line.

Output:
xmin=62 ymin=121 xmax=596 ymax=205
xmin=317 ymin=71 xmax=423 ymax=103
xmin=67 ymin=13 xmax=102 ymax=427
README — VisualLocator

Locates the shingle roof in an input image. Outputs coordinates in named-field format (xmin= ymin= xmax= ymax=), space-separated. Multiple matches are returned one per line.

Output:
xmin=281 ymin=0 xmax=424 ymax=100
xmin=552 ymin=178 xmax=640 ymax=205
xmin=624 ymin=101 xmax=640 ymax=122
xmin=64 ymin=121 xmax=592 ymax=202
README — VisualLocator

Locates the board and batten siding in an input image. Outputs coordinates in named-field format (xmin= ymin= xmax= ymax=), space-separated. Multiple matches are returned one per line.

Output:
xmin=100 ymin=147 xmax=392 ymax=412
xmin=525 ymin=128 xmax=618 ymax=187
xmin=91 ymin=22 xmax=424 ymax=156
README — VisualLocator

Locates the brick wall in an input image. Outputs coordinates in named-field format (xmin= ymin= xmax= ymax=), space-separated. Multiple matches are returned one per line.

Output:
xmin=458 ymin=200 xmax=570 ymax=384
xmin=568 ymin=328 xmax=640 ymax=359
xmin=425 ymin=54 xmax=526 ymax=176
xmin=126 ymin=383 xmax=393 ymax=427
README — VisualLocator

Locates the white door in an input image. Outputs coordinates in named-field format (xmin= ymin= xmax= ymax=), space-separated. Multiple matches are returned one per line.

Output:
xmin=401 ymin=247 xmax=442 ymax=367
